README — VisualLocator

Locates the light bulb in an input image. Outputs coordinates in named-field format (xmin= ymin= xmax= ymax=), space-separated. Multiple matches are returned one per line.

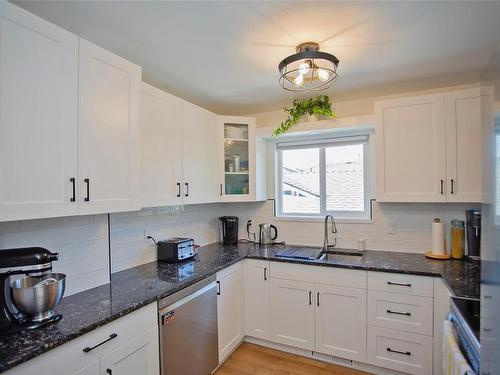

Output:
xmin=299 ymin=62 xmax=310 ymax=75
xmin=294 ymin=74 xmax=304 ymax=86
xmin=318 ymin=68 xmax=330 ymax=82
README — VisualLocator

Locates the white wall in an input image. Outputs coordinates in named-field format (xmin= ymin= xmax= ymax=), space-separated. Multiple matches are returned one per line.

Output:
xmin=0 ymin=215 xmax=109 ymax=296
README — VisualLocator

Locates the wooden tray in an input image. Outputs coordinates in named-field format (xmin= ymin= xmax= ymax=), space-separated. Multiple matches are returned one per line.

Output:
xmin=425 ymin=251 xmax=450 ymax=260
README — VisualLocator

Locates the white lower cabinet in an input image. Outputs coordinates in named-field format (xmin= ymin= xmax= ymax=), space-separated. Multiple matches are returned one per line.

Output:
xmin=217 ymin=262 xmax=244 ymax=363
xmin=269 ymin=278 xmax=315 ymax=351
xmin=244 ymin=260 xmax=270 ymax=340
xmin=5 ymin=303 xmax=159 ymax=375
xmin=315 ymin=284 xmax=366 ymax=361
xmin=367 ymin=326 xmax=433 ymax=375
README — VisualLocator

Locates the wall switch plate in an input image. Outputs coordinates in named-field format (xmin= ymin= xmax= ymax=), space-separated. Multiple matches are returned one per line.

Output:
xmin=386 ymin=219 xmax=396 ymax=234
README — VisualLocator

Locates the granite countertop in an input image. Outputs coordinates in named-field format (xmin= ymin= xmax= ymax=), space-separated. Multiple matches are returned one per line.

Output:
xmin=0 ymin=242 xmax=479 ymax=373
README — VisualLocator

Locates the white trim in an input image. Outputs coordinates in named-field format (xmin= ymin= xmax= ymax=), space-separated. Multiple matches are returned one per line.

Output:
xmin=273 ymin=216 xmax=374 ymax=224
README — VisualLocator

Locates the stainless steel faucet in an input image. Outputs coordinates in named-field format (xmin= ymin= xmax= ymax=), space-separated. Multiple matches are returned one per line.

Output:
xmin=323 ymin=215 xmax=337 ymax=250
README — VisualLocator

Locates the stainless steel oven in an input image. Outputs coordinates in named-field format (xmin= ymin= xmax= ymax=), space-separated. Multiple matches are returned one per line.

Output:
xmin=158 ymin=275 xmax=218 ymax=375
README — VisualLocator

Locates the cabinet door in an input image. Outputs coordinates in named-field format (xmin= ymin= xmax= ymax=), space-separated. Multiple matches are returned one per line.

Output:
xmin=217 ymin=116 xmax=256 ymax=201
xmin=244 ymin=260 xmax=270 ymax=340
xmin=0 ymin=2 xmax=79 ymax=221
xmin=445 ymin=88 xmax=489 ymax=202
xmin=217 ymin=263 xmax=244 ymax=362
xmin=375 ymin=94 xmax=446 ymax=202
xmin=72 ymin=361 xmax=100 ymax=375
xmin=140 ymin=83 xmax=183 ymax=207
xmin=270 ymin=278 xmax=315 ymax=351
xmin=78 ymin=38 xmax=141 ymax=215
xmin=181 ymin=100 xmax=218 ymax=204
xmin=315 ymin=284 xmax=367 ymax=361
xmin=100 ymin=329 xmax=159 ymax=375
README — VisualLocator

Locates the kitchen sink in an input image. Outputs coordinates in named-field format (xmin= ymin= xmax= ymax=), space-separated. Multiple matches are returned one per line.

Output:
xmin=317 ymin=249 xmax=364 ymax=261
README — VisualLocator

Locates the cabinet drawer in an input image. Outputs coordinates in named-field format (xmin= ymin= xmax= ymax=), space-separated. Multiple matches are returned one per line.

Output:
xmin=367 ymin=291 xmax=433 ymax=336
xmin=367 ymin=272 xmax=433 ymax=297
xmin=367 ymin=326 xmax=433 ymax=375
xmin=270 ymin=262 xmax=366 ymax=289
xmin=5 ymin=303 xmax=157 ymax=375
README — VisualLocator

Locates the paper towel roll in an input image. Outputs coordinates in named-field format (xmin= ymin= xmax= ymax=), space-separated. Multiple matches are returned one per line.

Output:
xmin=431 ymin=218 xmax=446 ymax=255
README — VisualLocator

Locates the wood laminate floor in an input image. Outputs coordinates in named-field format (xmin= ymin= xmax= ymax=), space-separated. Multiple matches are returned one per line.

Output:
xmin=215 ymin=343 xmax=372 ymax=375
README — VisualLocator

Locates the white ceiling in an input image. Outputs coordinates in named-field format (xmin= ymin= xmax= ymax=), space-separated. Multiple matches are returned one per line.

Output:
xmin=13 ymin=1 xmax=500 ymax=114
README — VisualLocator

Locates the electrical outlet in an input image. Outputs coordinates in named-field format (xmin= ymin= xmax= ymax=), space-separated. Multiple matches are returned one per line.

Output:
xmin=386 ymin=219 xmax=396 ymax=234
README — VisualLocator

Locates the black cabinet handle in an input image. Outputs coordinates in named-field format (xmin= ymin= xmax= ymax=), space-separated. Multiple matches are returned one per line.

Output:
xmin=220 ymin=183 xmax=223 ymax=196
xmin=84 ymin=178 xmax=90 ymax=202
xmin=387 ymin=347 xmax=411 ymax=356
xmin=317 ymin=292 xmax=320 ymax=306
xmin=106 ymin=370 xmax=112 ymax=375
xmin=176 ymin=183 xmax=181 ymax=197
xmin=264 ymin=267 xmax=267 ymax=281
xmin=387 ymin=309 xmax=411 ymax=316
xmin=440 ymin=179 xmax=444 ymax=194
xmin=185 ymin=182 xmax=189 ymax=197
xmin=70 ymin=178 xmax=76 ymax=202
xmin=216 ymin=281 xmax=220 ymax=295
xmin=387 ymin=281 xmax=412 ymax=287
xmin=451 ymin=179 xmax=455 ymax=194
xmin=309 ymin=291 xmax=312 ymax=305
xmin=83 ymin=333 xmax=118 ymax=353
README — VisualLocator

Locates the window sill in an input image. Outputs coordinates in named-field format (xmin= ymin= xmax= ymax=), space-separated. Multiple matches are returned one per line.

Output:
xmin=274 ymin=215 xmax=374 ymax=224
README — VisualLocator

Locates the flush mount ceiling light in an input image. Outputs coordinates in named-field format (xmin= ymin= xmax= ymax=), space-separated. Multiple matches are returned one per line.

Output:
xmin=278 ymin=42 xmax=339 ymax=91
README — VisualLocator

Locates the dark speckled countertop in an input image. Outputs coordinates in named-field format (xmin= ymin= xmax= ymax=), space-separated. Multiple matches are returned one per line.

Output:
xmin=0 ymin=242 xmax=479 ymax=373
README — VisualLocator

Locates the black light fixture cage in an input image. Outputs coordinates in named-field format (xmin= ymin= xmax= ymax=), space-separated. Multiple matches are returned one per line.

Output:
xmin=278 ymin=42 xmax=339 ymax=91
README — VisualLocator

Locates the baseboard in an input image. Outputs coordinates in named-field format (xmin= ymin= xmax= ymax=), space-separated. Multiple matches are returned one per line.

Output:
xmin=243 ymin=336 xmax=406 ymax=375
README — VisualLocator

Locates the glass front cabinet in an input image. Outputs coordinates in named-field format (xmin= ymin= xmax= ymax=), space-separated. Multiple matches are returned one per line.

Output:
xmin=217 ymin=116 xmax=257 ymax=201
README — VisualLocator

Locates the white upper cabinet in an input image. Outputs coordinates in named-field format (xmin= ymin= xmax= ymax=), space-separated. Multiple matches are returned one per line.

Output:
xmin=445 ymin=88 xmax=491 ymax=202
xmin=78 ymin=39 xmax=141 ymax=215
xmin=0 ymin=2 xmax=79 ymax=221
xmin=375 ymin=93 xmax=446 ymax=202
xmin=376 ymin=88 xmax=489 ymax=203
xmin=140 ymin=83 xmax=183 ymax=208
xmin=217 ymin=116 xmax=257 ymax=201
xmin=181 ymin=101 xmax=218 ymax=204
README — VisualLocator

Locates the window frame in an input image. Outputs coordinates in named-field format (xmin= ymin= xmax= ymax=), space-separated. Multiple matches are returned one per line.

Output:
xmin=275 ymin=133 xmax=372 ymax=221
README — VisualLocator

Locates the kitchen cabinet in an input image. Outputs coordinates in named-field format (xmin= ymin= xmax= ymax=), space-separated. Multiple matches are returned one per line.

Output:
xmin=375 ymin=88 xmax=492 ymax=203
xmin=269 ymin=278 xmax=315 ymax=351
xmin=100 ymin=329 xmax=159 ymax=375
xmin=217 ymin=262 xmax=244 ymax=363
xmin=0 ymin=2 xmax=79 ymax=221
xmin=182 ymin=101 xmax=218 ymax=204
xmin=4 ymin=303 xmax=158 ymax=375
xmin=375 ymin=93 xmax=446 ymax=202
xmin=315 ymin=284 xmax=366 ymax=361
xmin=140 ymin=83 xmax=183 ymax=208
xmin=244 ymin=259 xmax=270 ymax=340
xmin=217 ymin=116 xmax=259 ymax=201
xmin=78 ymin=39 xmax=141 ymax=215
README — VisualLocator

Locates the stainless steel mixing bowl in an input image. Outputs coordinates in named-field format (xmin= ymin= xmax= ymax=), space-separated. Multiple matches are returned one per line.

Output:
xmin=10 ymin=273 xmax=66 ymax=322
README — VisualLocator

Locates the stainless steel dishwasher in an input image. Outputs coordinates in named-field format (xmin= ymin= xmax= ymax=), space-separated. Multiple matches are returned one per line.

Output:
xmin=158 ymin=275 xmax=218 ymax=375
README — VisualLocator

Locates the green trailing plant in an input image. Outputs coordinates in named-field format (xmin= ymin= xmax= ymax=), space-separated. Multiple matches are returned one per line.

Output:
xmin=273 ymin=95 xmax=336 ymax=136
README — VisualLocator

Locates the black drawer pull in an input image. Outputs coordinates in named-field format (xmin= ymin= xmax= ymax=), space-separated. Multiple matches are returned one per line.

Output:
xmin=440 ymin=179 xmax=444 ymax=194
xmin=70 ymin=178 xmax=76 ymax=202
xmin=387 ymin=281 xmax=412 ymax=287
xmin=106 ymin=370 xmax=112 ymax=375
xmin=387 ymin=347 xmax=411 ymax=356
xmin=84 ymin=178 xmax=90 ymax=202
xmin=83 ymin=333 xmax=118 ymax=353
xmin=317 ymin=292 xmax=320 ymax=306
xmin=264 ymin=267 xmax=267 ymax=281
xmin=220 ymin=183 xmax=223 ymax=196
xmin=185 ymin=182 xmax=189 ymax=197
xmin=176 ymin=182 xmax=181 ymax=197
xmin=387 ymin=309 xmax=411 ymax=316
xmin=451 ymin=179 xmax=455 ymax=194
xmin=309 ymin=291 xmax=312 ymax=305
xmin=216 ymin=280 xmax=220 ymax=295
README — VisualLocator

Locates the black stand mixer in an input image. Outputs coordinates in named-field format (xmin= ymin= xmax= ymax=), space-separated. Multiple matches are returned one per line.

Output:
xmin=0 ymin=247 xmax=65 ymax=335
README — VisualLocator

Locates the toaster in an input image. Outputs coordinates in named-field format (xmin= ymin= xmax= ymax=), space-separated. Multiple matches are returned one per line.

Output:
xmin=157 ymin=237 xmax=196 ymax=263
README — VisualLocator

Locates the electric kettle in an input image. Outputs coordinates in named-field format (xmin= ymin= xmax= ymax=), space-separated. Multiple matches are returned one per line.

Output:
xmin=259 ymin=224 xmax=278 ymax=245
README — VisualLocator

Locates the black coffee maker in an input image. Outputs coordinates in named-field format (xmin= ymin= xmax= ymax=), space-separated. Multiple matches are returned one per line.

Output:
xmin=466 ymin=209 xmax=481 ymax=261
xmin=219 ymin=216 xmax=239 ymax=245
xmin=0 ymin=247 xmax=63 ymax=335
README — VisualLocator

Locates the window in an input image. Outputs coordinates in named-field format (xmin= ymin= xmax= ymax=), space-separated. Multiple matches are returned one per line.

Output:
xmin=276 ymin=134 xmax=371 ymax=220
